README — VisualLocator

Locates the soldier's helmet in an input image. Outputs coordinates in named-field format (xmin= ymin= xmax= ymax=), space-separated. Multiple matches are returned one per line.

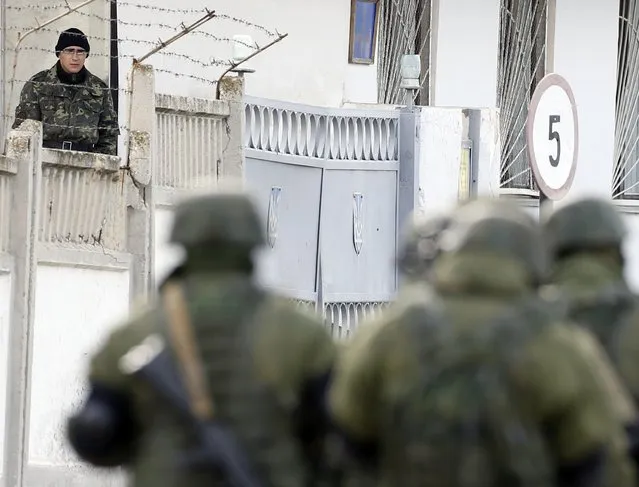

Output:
xmin=398 ymin=210 xmax=452 ymax=278
xmin=169 ymin=190 xmax=265 ymax=250
xmin=543 ymin=197 xmax=626 ymax=257
xmin=438 ymin=198 xmax=546 ymax=285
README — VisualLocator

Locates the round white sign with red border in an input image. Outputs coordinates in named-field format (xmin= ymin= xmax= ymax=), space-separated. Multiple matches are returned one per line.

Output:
xmin=526 ymin=73 xmax=579 ymax=200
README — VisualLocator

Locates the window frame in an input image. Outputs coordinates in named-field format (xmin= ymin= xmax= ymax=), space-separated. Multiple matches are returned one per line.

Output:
xmin=348 ymin=0 xmax=380 ymax=65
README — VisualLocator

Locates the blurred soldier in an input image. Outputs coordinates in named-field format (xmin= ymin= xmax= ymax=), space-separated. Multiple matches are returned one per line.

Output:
xmin=329 ymin=198 xmax=636 ymax=487
xmin=543 ymin=196 xmax=639 ymax=403
xmin=332 ymin=209 xmax=453 ymax=487
xmin=397 ymin=210 xmax=452 ymax=285
xmin=544 ymin=197 xmax=639 ymax=466
xmin=13 ymin=27 xmax=119 ymax=155
xmin=66 ymin=191 xmax=337 ymax=487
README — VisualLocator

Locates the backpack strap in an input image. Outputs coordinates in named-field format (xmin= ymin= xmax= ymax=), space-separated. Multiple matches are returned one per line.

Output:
xmin=162 ymin=281 xmax=215 ymax=421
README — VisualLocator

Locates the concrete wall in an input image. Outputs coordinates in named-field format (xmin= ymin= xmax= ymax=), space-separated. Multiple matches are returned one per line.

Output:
xmin=0 ymin=267 xmax=10 ymax=477
xmin=414 ymin=106 xmax=500 ymax=216
xmin=0 ymin=119 xmax=137 ymax=485
xmin=116 ymin=0 xmax=377 ymax=107
xmin=552 ymin=0 xmax=620 ymax=199
xmin=28 ymin=262 xmax=130 ymax=468
xmin=430 ymin=0 xmax=500 ymax=108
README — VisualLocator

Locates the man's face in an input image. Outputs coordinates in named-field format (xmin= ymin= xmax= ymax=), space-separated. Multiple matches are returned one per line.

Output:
xmin=59 ymin=46 xmax=87 ymax=74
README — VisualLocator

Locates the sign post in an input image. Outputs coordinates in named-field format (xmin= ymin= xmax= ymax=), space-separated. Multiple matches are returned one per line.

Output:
xmin=525 ymin=73 xmax=579 ymax=216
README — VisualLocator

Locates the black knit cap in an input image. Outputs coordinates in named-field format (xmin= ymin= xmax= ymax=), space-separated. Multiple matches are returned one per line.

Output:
xmin=55 ymin=28 xmax=90 ymax=57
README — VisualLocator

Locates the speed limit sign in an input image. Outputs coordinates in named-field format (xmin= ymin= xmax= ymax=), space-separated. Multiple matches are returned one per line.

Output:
xmin=526 ymin=73 xmax=579 ymax=200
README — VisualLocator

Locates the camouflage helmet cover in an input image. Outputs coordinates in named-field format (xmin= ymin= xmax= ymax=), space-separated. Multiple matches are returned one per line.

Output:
xmin=439 ymin=198 xmax=547 ymax=283
xmin=398 ymin=210 xmax=452 ymax=276
xmin=169 ymin=191 xmax=265 ymax=249
xmin=543 ymin=197 xmax=627 ymax=256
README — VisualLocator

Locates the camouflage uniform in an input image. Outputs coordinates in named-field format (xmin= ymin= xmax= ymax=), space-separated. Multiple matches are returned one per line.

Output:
xmin=329 ymin=199 xmax=636 ymax=487
xmin=67 ymin=191 xmax=337 ymax=487
xmin=13 ymin=63 xmax=119 ymax=155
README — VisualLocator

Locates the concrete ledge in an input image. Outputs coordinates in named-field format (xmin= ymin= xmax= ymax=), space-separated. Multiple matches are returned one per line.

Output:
xmin=37 ymin=243 xmax=130 ymax=271
xmin=154 ymin=186 xmax=193 ymax=208
xmin=614 ymin=199 xmax=639 ymax=213
xmin=155 ymin=93 xmax=230 ymax=117
xmin=22 ymin=464 xmax=126 ymax=487
xmin=499 ymin=193 xmax=540 ymax=208
xmin=499 ymin=187 xmax=540 ymax=199
xmin=42 ymin=149 xmax=121 ymax=173
xmin=0 ymin=155 xmax=17 ymax=175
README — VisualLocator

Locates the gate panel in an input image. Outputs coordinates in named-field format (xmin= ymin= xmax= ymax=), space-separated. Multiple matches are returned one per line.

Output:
xmin=319 ymin=163 xmax=398 ymax=337
xmin=245 ymin=152 xmax=322 ymax=306
xmin=319 ymin=164 xmax=398 ymax=295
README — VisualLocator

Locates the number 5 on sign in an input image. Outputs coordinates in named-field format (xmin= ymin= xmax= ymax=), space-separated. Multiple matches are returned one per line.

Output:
xmin=548 ymin=114 xmax=560 ymax=167
xmin=526 ymin=73 xmax=579 ymax=200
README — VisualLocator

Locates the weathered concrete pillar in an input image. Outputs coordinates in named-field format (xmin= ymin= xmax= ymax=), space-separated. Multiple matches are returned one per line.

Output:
xmin=469 ymin=108 xmax=500 ymax=198
xmin=218 ymin=75 xmax=246 ymax=182
xmin=4 ymin=119 xmax=42 ymax=487
xmin=125 ymin=62 xmax=155 ymax=302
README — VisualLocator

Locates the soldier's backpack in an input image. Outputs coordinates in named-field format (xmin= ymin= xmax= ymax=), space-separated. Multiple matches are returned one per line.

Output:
xmin=385 ymin=296 xmax=556 ymax=487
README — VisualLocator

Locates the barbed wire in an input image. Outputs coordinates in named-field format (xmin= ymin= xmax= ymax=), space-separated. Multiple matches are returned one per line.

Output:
xmin=2 ymin=2 xmax=287 ymax=152
xmin=6 ymin=2 xmax=280 ymax=37
xmin=2 ymin=25 xmax=259 ymax=51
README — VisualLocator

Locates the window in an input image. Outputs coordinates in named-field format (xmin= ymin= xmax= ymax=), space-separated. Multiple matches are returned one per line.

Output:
xmin=376 ymin=0 xmax=432 ymax=105
xmin=613 ymin=0 xmax=639 ymax=199
xmin=349 ymin=0 xmax=380 ymax=65
xmin=497 ymin=0 xmax=547 ymax=192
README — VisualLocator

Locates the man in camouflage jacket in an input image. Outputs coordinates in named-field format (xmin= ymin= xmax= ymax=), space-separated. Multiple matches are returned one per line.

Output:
xmin=12 ymin=27 xmax=119 ymax=155
xmin=66 ymin=191 xmax=337 ymax=487
xmin=329 ymin=199 xmax=637 ymax=487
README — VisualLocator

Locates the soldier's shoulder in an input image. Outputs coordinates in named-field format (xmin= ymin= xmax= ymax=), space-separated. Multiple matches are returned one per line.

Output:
xmin=95 ymin=301 xmax=161 ymax=360
xmin=345 ymin=296 xmax=427 ymax=356
xmin=526 ymin=314 xmax=598 ymax=368
xmin=260 ymin=293 xmax=325 ymax=328
xmin=29 ymin=69 xmax=52 ymax=82
xmin=23 ymin=69 xmax=53 ymax=90
xmin=86 ymin=70 xmax=108 ymax=86
xmin=86 ymin=72 xmax=110 ymax=90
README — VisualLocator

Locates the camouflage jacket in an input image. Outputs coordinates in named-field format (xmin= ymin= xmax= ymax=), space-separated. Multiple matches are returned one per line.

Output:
xmin=12 ymin=64 xmax=119 ymax=155
xmin=87 ymin=273 xmax=337 ymax=487
xmin=551 ymin=252 xmax=639 ymax=403
xmin=329 ymin=252 xmax=636 ymax=487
